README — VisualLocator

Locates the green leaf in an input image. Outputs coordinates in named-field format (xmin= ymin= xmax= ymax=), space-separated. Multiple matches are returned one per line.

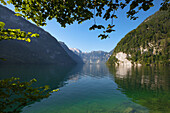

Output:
xmin=7 ymin=0 xmax=11 ymax=4
xmin=0 ymin=58 xmax=7 ymax=61
xmin=105 ymin=29 xmax=115 ymax=33
xmin=0 ymin=0 xmax=7 ymax=5
xmin=0 ymin=21 xmax=5 ymax=29
xmin=52 ymin=89 xmax=59 ymax=92
xmin=111 ymin=15 xmax=118 ymax=18
xmin=15 ymin=13 xmax=23 ymax=17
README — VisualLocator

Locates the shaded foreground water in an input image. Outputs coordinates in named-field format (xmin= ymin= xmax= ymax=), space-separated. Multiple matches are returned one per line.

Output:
xmin=0 ymin=64 xmax=169 ymax=113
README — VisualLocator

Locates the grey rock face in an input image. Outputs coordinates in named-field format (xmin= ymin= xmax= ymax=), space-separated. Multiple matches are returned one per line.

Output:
xmin=59 ymin=41 xmax=84 ymax=64
xmin=0 ymin=5 xmax=76 ymax=65
xmin=70 ymin=48 xmax=111 ymax=64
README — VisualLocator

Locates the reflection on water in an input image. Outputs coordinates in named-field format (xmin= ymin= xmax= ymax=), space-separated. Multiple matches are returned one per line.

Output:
xmin=0 ymin=64 xmax=76 ymax=89
xmin=63 ymin=64 xmax=110 ymax=84
xmin=108 ymin=65 xmax=170 ymax=113
xmin=20 ymin=64 xmax=148 ymax=113
xmin=0 ymin=64 xmax=169 ymax=113
xmin=114 ymin=65 xmax=132 ymax=78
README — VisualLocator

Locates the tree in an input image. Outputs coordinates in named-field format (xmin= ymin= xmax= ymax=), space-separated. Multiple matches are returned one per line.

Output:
xmin=0 ymin=21 xmax=39 ymax=42
xmin=0 ymin=0 xmax=169 ymax=40
xmin=0 ymin=77 xmax=59 ymax=113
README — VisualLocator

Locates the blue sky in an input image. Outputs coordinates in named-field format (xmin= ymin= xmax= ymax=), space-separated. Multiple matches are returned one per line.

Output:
xmin=3 ymin=0 xmax=163 ymax=52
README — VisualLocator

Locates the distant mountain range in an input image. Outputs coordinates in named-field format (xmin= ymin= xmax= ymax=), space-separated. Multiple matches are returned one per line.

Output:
xmin=107 ymin=10 xmax=170 ymax=66
xmin=59 ymin=42 xmax=84 ymax=64
xmin=70 ymin=48 xmax=113 ymax=64
xmin=0 ymin=5 xmax=76 ymax=65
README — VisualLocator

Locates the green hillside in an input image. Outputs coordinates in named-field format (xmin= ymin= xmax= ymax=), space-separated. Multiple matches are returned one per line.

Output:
xmin=107 ymin=10 xmax=170 ymax=66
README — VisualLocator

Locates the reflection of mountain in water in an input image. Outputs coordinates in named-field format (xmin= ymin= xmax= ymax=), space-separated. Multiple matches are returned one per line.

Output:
xmin=0 ymin=64 xmax=110 ymax=89
xmin=108 ymin=65 xmax=170 ymax=113
xmin=114 ymin=65 xmax=132 ymax=78
xmin=20 ymin=64 xmax=149 ymax=113
xmin=82 ymin=64 xmax=110 ymax=77
xmin=0 ymin=64 xmax=76 ymax=89
xmin=65 ymin=64 xmax=110 ymax=83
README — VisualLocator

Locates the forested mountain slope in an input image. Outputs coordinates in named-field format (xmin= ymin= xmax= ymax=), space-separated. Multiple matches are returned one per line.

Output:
xmin=107 ymin=10 xmax=170 ymax=66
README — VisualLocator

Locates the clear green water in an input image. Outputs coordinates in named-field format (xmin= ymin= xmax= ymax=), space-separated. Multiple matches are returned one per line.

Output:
xmin=0 ymin=64 xmax=169 ymax=113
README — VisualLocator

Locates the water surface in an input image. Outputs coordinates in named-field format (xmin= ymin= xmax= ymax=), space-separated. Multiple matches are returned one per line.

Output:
xmin=0 ymin=64 xmax=169 ymax=113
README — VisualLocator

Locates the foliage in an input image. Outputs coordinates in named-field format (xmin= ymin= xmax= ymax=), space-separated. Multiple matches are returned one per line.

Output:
xmin=0 ymin=0 xmax=169 ymax=39
xmin=107 ymin=10 xmax=170 ymax=65
xmin=0 ymin=77 xmax=59 ymax=113
xmin=0 ymin=21 xmax=39 ymax=42
xmin=107 ymin=55 xmax=117 ymax=65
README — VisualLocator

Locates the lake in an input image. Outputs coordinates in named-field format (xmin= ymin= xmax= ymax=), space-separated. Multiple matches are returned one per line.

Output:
xmin=0 ymin=64 xmax=169 ymax=113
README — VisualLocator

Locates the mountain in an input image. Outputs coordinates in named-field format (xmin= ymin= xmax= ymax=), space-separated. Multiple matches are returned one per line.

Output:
xmin=59 ymin=41 xmax=84 ymax=64
xmin=107 ymin=10 xmax=170 ymax=66
xmin=70 ymin=48 xmax=111 ymax=64
xmin=109 ymin=49 xmax=114 ymax=55
xmin=0 ymin=5 xmax=76 ymax=65
xmin=82 ymin=51 xmax=111 ymax=64
xmin=69 ymin=48 xmax=83 ymax=55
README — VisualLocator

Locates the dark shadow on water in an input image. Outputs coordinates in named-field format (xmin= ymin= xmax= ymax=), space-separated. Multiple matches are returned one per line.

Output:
xmin=0 ymin=64 xmax=78 ymax=89
xmin=0 ymin=63 xmax=111 ymax=89
xmin=0 ymin=64 xmax=85 ymax=112
xmin=107 ymin=65 xmax=170 ymax=113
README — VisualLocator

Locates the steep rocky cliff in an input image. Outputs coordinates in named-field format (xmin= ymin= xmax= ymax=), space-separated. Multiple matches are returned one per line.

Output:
xmin=107 ymin=10 xmax=170 ymax=66
xmin=59 ymin=42 xmax=84 ymax=64
xmin=0 ymin=5 xmax=76 ymax=65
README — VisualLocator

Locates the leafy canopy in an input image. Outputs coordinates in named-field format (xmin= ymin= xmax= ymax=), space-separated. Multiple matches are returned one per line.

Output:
xmin=0 ymin=0 xmax=169 ymax=39
xmin=0 ymin=21 xmax=39 ymax=42
xmin=0 ymin=77 xmax=59 ymax=113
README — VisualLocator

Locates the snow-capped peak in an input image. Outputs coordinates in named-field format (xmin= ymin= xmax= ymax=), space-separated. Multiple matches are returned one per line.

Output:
xmin=69 ymin=48 xmax=82 ymax=54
